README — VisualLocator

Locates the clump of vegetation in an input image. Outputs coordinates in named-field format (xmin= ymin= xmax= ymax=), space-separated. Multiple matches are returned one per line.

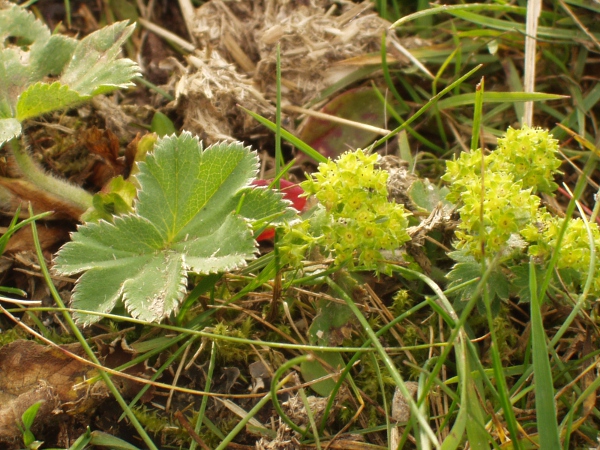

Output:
xmin=444 ymin=125 xmax=600 ymax=299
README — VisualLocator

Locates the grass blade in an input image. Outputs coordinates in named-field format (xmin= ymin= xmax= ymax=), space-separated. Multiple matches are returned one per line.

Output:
xmin=240 ymin=107 xmax=327 ymax=163
xmin=529 ymin=259 xmax=561 ymax=448
xmin=327 ymin=277 xmax=441 ymax=449
xmin=27 ymin=206 xmax=159 ymax=450
xmin=369 ymin=64 xmax=482 ymax=150
xmin=436 ymin=92 xmax=567 ymax=110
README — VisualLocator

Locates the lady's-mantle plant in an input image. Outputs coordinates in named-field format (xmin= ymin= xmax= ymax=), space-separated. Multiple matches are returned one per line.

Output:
xmin=443 ymin=125 xmax=600 ymax=297
xmin=53 ymin=133 xmax=294 ymax=324
xmin=0 ymin=4 xmax=140 ymax=214
xmin=442 ymin=126 xmax=562 ymax=261
xmin=279 ymin=149 xmax=411 ymax=270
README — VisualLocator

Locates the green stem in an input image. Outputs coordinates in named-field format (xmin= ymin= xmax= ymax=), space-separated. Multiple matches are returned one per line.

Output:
xmin=10 ymin=137 xmax=93 ymax=214
xmin=269 ymin=355 xmax=314 ymax=437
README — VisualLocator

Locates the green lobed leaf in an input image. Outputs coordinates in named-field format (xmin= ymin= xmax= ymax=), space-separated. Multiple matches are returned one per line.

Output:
xmin=446 ymin=252 xmax=509 ymax=306
xmin=54 ymin=133 xmax=292 ymax=324
xmin=30 ymin=34 xmax=78 ymax=78
xmin=60 ymin=21 xmax=140 ymax=96
xmin=0 ymin=3 xmax=139 ymax=136
xmin=0 ymin=4 xmax=50 ymax=92
xmin=0 ymin=5 xmax=49 ymax=46
xmin=16 ymin=82 xmax=89 ymax=122
xmin=0 ymin=48 xmax=33 ymax=119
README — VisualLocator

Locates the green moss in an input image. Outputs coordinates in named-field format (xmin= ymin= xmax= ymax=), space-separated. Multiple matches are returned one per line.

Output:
xmin=212 ymin=319 xmax=253 ymax=365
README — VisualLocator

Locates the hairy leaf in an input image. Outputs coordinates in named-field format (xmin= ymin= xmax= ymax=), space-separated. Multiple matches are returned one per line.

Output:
xmin=60 ymin=21 xmax=139 ymax=96
xmin=0 ymin=4 xmax=139 ymax=145
xmin=16 ymin=82 xmax=89 ymax=122
xmin=447 ymin=251 xmax=510 ymax=310
xmin=54 ymin=133 xmax=292 ymax=324
xmin=0 ymin=118 xmax=21 ymax=143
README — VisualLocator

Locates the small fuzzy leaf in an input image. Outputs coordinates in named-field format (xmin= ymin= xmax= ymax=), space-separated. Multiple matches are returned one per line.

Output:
xmin=0 ymin=5 xmax=57 ymax=115
xmin=0 ymin=118 xmax=22 ymax=145
xmin=16 ymin=82 xmax=89 ymax=122
xmin=54 ymin=132 xmax=292 ymax=323
xmin=0 ymin=4 xmax=139 ymax=128
xmin=81 ymin=175 xmax=137 ymax=222
xmin=60 ymin=21 xmax=140 ymax=96
xmin=446 ymin=258 xmax=483 ymax=302
xmin=0 ymin=5 xmax=49 ymax=49
xmin=150 ymin=111 xmax=177 ymax=137
xmin=30 ymin=34 xmax=78 ymax=78
xmin=447 ymin=255 xmax=510 ymax=308
xmin=301 ymin=300 xmax=355 ymax=396
xmin=0 ymin=48 xmax=34 ymax=115
xmin=238 ymin=187 xmax=290 ymax=223
xmin=408 ymin=179 xmax=451 ymax=213
xmin=250 ymin=179 xmax=306 ymax=241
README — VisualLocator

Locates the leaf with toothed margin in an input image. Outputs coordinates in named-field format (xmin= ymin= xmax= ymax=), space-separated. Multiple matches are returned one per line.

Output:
xmin=53 ymin=132 xmax=293 ymax=324
xmin=0 ymin=4 xmax=139 ymax=146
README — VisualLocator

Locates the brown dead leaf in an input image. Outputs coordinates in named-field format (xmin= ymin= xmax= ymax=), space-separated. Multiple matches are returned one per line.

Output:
xmin=0 ymin=340 xmax=109 ymax=445
xmin=4 ymin=222 xmax=70 ymax=255
xmin=96 ymin=337 xmax=156 ymax=403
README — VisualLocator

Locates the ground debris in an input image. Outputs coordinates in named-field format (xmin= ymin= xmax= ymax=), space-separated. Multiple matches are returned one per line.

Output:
xmin=0 ymin=340 xmax=109 ymax=448
xmin=169 ymin=0 xmax=412 ymax=144
xmin=255 ymin=421 xmax=300 ymax=450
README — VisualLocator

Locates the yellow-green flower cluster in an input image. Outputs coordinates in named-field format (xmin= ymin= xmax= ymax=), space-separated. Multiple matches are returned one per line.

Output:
xmin=523 ymin=214 xmax=600 ymax=294
xmin=452 ymin=171 xmax=540 ymax=260
xmin=442 ymin=126 xmax=561 ymax=261
xmin=301 ymin=149 xmax=411 ymax=268
xmin=442 ymin=148 xmax=489 ymax=204
xmin=490 ymin=126 xmax=562 ymax=194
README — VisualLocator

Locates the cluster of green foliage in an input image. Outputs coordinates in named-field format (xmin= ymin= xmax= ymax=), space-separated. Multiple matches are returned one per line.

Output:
xmin=443 ymin=126 xmax=561 ymax=260
xmin=0 ymin=4 xmax=140 ymax=214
